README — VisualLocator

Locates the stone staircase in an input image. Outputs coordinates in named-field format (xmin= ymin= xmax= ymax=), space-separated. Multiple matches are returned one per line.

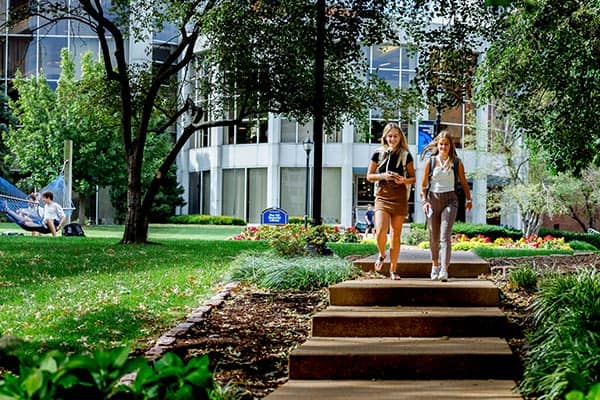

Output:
xmin=265 ymin=249 xmax=522 ymax=399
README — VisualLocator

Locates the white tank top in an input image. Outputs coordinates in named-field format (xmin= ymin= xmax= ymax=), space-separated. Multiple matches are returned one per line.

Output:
xmin=430 ymin=157 xmax=455 ymax=193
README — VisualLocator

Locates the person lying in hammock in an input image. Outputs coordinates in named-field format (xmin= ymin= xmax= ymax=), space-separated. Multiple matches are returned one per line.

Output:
xmin=2 ymin=195 xmax=55 ymax=235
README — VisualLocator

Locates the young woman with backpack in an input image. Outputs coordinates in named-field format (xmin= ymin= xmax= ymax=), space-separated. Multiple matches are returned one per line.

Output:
xmin=420 ymin=130 xmax=472 ymax=282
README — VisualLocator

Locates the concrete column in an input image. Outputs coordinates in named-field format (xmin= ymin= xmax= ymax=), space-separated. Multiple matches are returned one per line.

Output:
xmin=340 ymin=123 xmax=354 ymax=227
xmin=211 ymin=126 xmax=223 ymax=216
xmin=267 ymin=113 xmax=281 ymax=208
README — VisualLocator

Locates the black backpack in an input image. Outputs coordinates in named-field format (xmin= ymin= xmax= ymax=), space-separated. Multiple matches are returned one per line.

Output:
xmin=63 ymin=223 xmax=85 ymax=237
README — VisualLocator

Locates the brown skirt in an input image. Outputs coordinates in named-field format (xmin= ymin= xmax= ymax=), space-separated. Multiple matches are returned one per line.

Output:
xmin=374 ymin=182 xmax=408 ymax=217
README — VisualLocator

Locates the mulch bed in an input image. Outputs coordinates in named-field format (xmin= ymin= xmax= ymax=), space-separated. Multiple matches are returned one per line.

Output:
xmin=171 ymin=287 xmax=328 ymax=399
xmin=168 ymin=253 xmax=599 ymax=399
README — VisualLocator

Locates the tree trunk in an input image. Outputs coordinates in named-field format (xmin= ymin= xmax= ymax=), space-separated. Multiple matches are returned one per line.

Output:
xmin=521 ymin=210 xmax=541 ymax=238
xmin=77 ymin=193 xmax=88 ymax=224
xmin=121 ymin=157 xmax=149 ymax=244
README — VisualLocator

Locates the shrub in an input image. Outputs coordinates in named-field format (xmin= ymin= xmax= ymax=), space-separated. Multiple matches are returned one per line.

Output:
xmin=228 ymin=251 xmax=359 ymax=291
xmin=519 ymin=268 xmax=600 ymax=399
xmin=569 ymin=240 xmax=598 ymax=252
xmin=539 ymin=228 xmax=600 ymax=250
xmin=0 ymin=347 xmax=215 ymax=399
xmin=404 ymin=226 xmax=428 ymax=246
xmin=327 ymin=242 xmax=378 ymax=259
xmin=566 ymin=383 xmax=600 ymax=400
xmin=168 ymin=214 xmax=246 ymax=226
xmin=507 ymin=265 xmax=538 ymax=292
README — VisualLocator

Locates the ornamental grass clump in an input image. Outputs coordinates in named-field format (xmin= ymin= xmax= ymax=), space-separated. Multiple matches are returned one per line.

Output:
xmin=519 ymin=268 xmax=600 ymax=399
xmin=228 ymin=252 xmax=359 ymax=291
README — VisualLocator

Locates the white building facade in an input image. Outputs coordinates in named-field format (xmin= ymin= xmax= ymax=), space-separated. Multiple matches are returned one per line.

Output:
xmin=181 ymin=44 xmax=510 ymax=227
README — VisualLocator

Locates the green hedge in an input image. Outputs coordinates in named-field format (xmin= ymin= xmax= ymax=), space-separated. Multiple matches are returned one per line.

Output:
xmin=410 ymin=222 xmax=522 ymax=240
xmin=472 ymin=247 xmax=573 ymax=259
xmin=539 ymin=228 xmax=600 ymax=250
xmin=168 ymin=214 xmax=246 ymax=226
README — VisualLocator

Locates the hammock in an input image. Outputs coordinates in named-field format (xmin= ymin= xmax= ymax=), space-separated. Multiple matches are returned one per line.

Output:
xmin=0 ymin=175 xmax=74 ymax=234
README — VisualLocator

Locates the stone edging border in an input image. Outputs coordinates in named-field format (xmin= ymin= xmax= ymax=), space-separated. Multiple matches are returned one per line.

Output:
xmin=144 ymin=281 xmax=240 ymax=361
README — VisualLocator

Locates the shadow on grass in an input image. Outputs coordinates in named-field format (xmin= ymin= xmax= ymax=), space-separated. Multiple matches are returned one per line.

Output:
xmin=10 ymin=304 xmax=162 ymax=362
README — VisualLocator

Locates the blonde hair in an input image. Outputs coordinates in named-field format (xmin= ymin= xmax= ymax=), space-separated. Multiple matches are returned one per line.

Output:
xmin=421 ymin=130 xmax=457 ymax=166
xmin=378 ymin=122 xmax=409 ymax=170
xmin=380 ymin=123 xmax=408 ymax=153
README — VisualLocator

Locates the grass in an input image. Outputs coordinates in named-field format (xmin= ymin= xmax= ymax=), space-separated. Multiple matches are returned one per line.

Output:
xmin=0 ymin=225 xmax=267 ymax=360
xmin=0 ymin=222 xmax=244 ymax=241
xmin=471 ymin=247 xmax=573 ymax=259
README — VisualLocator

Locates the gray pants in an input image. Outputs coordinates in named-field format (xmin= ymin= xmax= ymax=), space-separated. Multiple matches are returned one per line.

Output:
xmin=427 ymin=191 xmax=458 ymax=269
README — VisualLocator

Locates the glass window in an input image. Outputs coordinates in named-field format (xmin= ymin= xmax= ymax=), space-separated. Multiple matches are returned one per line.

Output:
xmin=247 ymin=168 xmax=267 ymax=223
xmin=9 ymin=0 xmax=36 ymax=34
xmin=201 ymin=170 xmax=210 ymax=215
xmin=280 ymin=167 xmax=306 ymax=217
xmin=39 ymin=37 xmax=67 ymax=79
xmin=154 ymin=22 xmax=179 ymax=43
xmin=222 ymin=169 xmax=245 ymax=220
xmin=71 ymin=38 xmax=99 ymax=77
xmin=298 ymin=122 xmax=313 ymax=142
xmin=8 ymin=35 xmax=36 ymax=77
xmin=153 ymin=42 xmax=177 ymax=64
xmin=374 ymin=69 xmax=398 ymax=89
xmin=1 ymin=0 xmax=7 ymax=26
xmin=39 ymin=2 xmax=68 ymax=36
xmin=188 ymin=171 xmax=200 ymax=214
xmin=373 ymin=45 xmax=400 ymax=69
xmin=321 ymin=168 xmax=341 ymax=224
xmin=281 ymin=118 xmax=297 ymax=143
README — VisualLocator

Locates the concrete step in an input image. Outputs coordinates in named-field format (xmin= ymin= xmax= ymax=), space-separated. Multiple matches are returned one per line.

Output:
xmin=264 ymin=379 xmax=522 ymax=399
xmin=354 ymin=248 xmax=489 ymax=278
xmin=329 ymin=278 xmax=500 ymax=307
xmin=289 ymin=337 xmax=519 ymax=380
xmin=312 ymin=306 xmax=508 ymax=337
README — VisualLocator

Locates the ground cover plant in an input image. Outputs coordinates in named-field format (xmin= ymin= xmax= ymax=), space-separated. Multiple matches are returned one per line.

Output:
xmin=0 ymin=231 xmax=267 ymax=362
xmin=519 ymin=268 xmax=600 ymax=399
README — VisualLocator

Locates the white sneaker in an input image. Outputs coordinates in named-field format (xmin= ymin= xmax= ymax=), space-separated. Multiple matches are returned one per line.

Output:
xmin=430 ymin=266 xmax=440 ymax=280
xmin=438 ymin=269 xmax=448 ymax=282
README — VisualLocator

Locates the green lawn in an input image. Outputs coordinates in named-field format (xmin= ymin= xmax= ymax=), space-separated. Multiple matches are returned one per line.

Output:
xmin=0 ymin=224 xmax=266 ymax=359
xmin=0 ymin=222 xmax=244 ymax=240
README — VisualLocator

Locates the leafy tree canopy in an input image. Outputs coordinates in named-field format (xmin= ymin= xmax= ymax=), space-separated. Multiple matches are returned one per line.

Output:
xmin=476 ymin=0 xmax=600 ymax=175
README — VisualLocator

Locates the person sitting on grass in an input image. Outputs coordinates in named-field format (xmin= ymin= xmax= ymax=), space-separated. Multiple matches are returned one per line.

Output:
xmin=41 ymin=191 xmax=66 ymax=237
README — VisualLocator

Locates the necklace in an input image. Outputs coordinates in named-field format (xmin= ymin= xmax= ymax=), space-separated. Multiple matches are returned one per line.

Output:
xmin=439 ymin=155 xmax=450 ymax=170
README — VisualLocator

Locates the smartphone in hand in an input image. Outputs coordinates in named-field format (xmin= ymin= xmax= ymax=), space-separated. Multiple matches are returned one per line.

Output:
xmin=425 ymin=205 xmax=433 ymax=218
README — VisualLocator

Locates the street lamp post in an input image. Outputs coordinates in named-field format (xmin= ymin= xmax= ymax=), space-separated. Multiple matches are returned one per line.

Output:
xmin=303 ymin=137 xmax=314 ymax=229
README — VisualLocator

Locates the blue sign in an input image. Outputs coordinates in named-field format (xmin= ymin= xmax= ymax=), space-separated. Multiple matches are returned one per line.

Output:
xmin=418 ymin=120 xmax=435 ymax=153
xmin=260 ymin=207 xmax=289 ymax=225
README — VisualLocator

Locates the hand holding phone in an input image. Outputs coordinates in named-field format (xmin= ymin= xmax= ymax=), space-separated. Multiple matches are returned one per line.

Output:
xmin=425 ymin=204 xmax=433 ymax=218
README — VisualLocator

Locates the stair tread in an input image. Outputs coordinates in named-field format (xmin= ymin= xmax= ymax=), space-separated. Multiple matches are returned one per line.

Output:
xmin=330 ymin=278 xmax=496 ymax=289
xmin=292 ymin=337 xmax=513 ymax=356
xmin=316 ymin=305 xmax=505 ymax=317
xmin=264 ymin=380 xmax=522 ymax=399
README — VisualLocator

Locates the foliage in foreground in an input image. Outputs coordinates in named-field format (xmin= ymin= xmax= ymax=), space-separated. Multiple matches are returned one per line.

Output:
xmin=566 ymin=383 xmax=600 ymax=400
xmin=0 ymin=346 xmax=217 ymax=400
xmin=507 ymin=265 xmax=538 ymax=293
xmin=227 ymin=251 xmax=359 ymax=291
xmin=520 ymin=268 xmax=600 ymax=399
